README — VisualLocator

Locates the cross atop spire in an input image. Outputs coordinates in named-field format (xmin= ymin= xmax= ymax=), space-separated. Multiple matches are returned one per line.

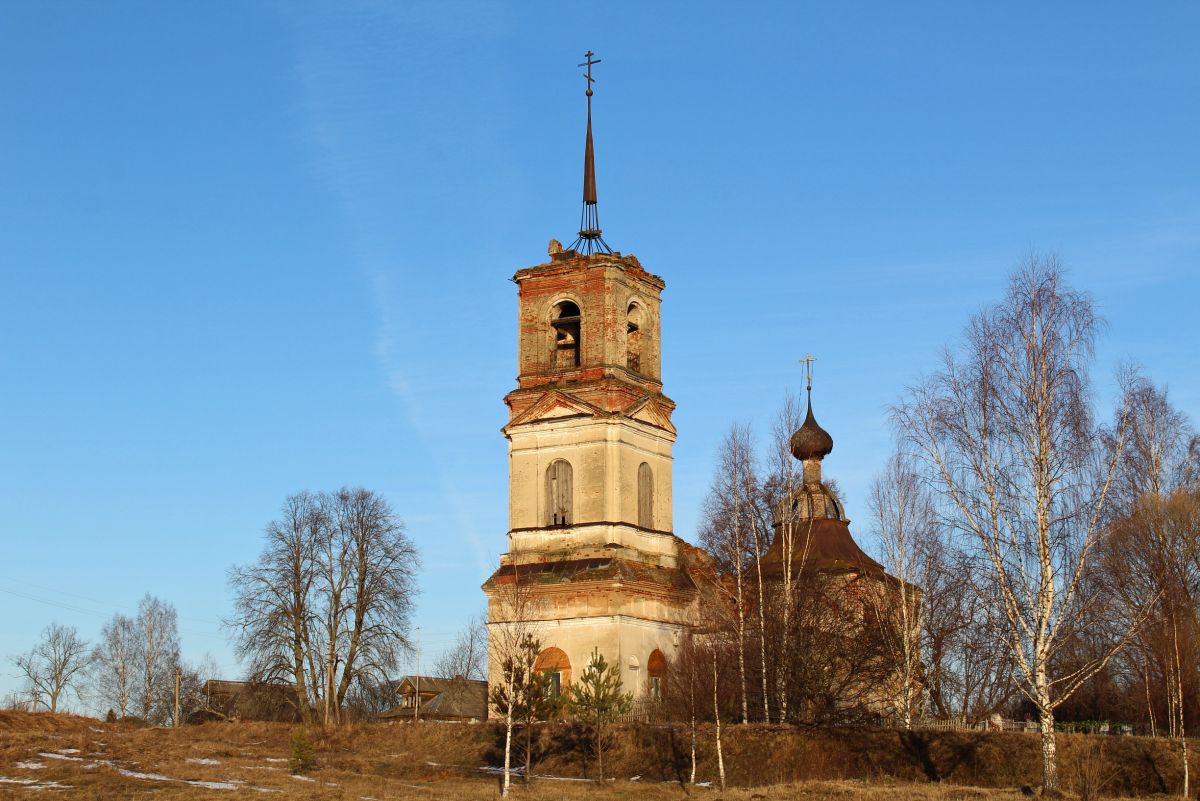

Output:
xmin=800 ymin=353 xmax=818 ymax=395
xmin=569 ymin=50 xmax=613 ymax=255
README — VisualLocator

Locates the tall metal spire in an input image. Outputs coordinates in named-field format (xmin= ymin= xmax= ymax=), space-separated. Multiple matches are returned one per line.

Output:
xmin=569 ymin=50 xmax=613 ymax=255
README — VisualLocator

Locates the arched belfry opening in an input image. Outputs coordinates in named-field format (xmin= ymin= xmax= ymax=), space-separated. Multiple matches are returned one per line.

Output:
xmin=626 ymin=302 xmax=643 ymax=373
xmin=546 ymin=459 xmax=573 ymax=526
xmin=551 ymin=300 xmax=581 ymax=369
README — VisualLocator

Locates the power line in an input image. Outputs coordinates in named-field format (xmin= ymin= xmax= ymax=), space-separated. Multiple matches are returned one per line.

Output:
xmin=0 ymin=585 xmax=225 ymax=640
xmin=0 ymin=574 xmax=224 ymax=627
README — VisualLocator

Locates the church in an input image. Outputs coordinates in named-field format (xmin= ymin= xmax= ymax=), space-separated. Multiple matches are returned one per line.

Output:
xmin=483 ymin=53 xmax=901 ymax=713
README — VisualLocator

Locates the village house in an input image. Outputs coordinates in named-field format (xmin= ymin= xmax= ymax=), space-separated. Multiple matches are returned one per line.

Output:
xmin=380 ymin=676 xmax=488 ymax=723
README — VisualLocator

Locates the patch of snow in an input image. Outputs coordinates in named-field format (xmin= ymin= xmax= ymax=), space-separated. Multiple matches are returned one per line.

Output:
xmin=1 ymin=776 xmax=74 ymax=790
xmin=630 ymin=775 xmax=641 ymax=781
xmin=36 ymin=752 xmax=82 ymax=762
xmin=264 ymin=758 xmax=287 ymax=763
xmin=117 ymin=768 xmax=172 ymax=781
xmin=14 ymin=761 xmax=46 ymax=770
xmin=291 ymin=774 xmax=316 ymax=782
xmin=55 ymin=749 xmax=81 ymax=755
xmin=186 ymin=757 xmax=221 ymax=765
xmin=323 ymin=781 xmax=338 ymax=786
xmin=253 ymin=789 xmax=281 ymax=794
xmin=186 ymin=780 xmax=240 ymax=790
xmin=89 ymin=727 xmax=105 ymax=732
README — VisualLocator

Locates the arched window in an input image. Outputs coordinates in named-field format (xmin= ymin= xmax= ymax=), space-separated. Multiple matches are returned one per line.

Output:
xmin=551 ymin=301 xmax=581 ymax=368
xmin=534 ymin=647 xmax=572 ymax=698
xmin=647 ymin=649 xmax=667 ymax=701
xmin=638 ymin=462 xmax=654 ymax=529
xmin=546 ymin=459 xmax=573 ymax=526
xmin=626 ymin=302 xmax=643 ymax=373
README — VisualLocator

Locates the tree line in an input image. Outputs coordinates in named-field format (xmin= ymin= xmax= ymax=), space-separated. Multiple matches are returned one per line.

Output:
xmin=679 ymin=256 xmax=1200 ymax=795
xmin=6 ymin=594 xmax=213 ymax=725
xmin=6 ymin=486 xmax=421 ymax=728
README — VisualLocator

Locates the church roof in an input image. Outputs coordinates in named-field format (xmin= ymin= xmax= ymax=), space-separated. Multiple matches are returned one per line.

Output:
xmin=761 ymin=517 xmax=884 ymax=576
xmin=483 ymin=556 xmax=695 ymax=593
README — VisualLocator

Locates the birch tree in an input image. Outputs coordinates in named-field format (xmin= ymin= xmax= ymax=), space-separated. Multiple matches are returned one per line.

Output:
xmin=895 ymin=257 xmax=1134 ymax=793
xmin=135 ymin=595 xmax=180 ymax=723
xmin=699 ymin=425 xmax=756 ymax=723
xmin=868 ymin=448 xmax=935 ymax=728
xmin=765 ymin=393 xmax=807 ymax=722
xmin=486 ymin=566 xmax=539 ymax=797
xmin=92 ymin=613 xmax=137 ymax=719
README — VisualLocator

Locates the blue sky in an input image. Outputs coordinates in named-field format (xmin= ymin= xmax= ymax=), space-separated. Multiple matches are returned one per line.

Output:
xmin=2 ymin=1 xmax=1197 ymax=704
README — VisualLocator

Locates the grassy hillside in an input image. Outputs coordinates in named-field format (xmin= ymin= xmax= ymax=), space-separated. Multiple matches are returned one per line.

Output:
xmin=0 ymin=711 xmax=1191 ymax=799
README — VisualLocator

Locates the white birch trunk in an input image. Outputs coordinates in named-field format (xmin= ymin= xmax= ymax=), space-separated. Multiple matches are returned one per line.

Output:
xmin=502 ymin=661 xmax=515 ymax=797
xmin=712 ymin=646 xmax=725 ymax=792
xmin=1173 ymin=619 xmax=1188 ymax=799
xmin=778 ymin=516 xmax=792 ymax=723
xmin=689 ymin=656 xmax=697 ymax=784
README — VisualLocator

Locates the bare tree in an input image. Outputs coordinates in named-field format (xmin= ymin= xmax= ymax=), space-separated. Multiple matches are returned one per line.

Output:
xmin=434 ymin=612 xmax=488 ymax=681
xmin=91 ymin=613 xmax=137 ymax=719
xmin=1097 ymin=376 xmax=1199 ymax=795
xmin=868 ymin=448 xmax=935 ymax=728
xmin=134 ymin=595 xmax=180 ymax=723
xmin=1105 ymin=371 xmax=1200 ymax=510
xmin=12 ymin=623 xmax=91 ymax=713
xmin=664 ymin=633 xmax=706 ymax=784
xmin=228 ymin=488 xmax=418 ymax=726
xmin=765 ymin=393 xmax=807 ymax=722
xmin=709 ymin=636 xmax=727 ymax=792
xmin=486 ymin=568 xmax=537 ymax=797
xmin=327 ymin=488 xmax=419 ymax=718
xmin=922 ymin=545 xmax=1015 ymax=721
xmin=228 ymin=491 xmax=322 ymax=724
xmin=699 ymin=424 xmax=757 ymax=723
xmin=895 ymin=257 xmax=1136 ymax=792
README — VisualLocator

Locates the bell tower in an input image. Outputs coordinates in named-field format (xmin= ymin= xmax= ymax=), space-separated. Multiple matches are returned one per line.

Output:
xmin=484 ymin=53 xmax=698 ymax=705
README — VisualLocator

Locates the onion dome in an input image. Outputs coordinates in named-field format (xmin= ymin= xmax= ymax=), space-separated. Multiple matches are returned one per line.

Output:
xmin=790 ymin=401 xmax=834 ymax=461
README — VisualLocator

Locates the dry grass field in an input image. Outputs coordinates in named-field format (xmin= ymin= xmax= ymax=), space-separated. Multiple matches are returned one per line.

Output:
xmin=0 ymin=712 xmax=1187 ymax=799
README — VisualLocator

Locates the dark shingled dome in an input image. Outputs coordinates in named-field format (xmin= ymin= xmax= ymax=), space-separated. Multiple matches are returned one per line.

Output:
xmin=790 ymin=401 xmax=834 ymax=461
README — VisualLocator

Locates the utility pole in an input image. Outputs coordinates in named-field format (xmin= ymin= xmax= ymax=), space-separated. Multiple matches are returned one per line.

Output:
xmin=414 ymin=625 xmax=421 ymax=724
xmin=174 ymin=668 xmax=181 ymax=727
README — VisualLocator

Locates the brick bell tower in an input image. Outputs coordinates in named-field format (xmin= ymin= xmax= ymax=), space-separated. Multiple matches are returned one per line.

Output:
xmin=483 ymin=52 xmax=698 ymax=706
